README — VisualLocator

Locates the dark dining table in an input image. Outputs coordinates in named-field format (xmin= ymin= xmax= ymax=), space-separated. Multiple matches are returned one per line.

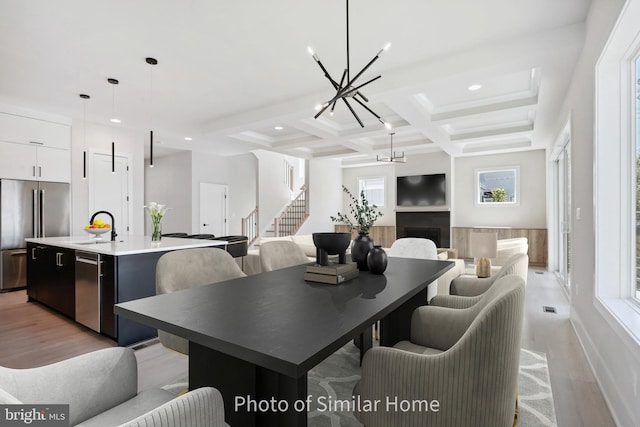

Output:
xmin=115 ymin=257 xmax=453 ymax=427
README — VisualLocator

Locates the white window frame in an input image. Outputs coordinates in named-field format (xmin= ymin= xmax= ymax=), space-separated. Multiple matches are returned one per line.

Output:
xmin=594 ymin=0 xmax=640 ymax=346
xmin=358 ymin=176 xmax=385 ymax=207
xmin=474 ymin=166 xmax=520 ymax=206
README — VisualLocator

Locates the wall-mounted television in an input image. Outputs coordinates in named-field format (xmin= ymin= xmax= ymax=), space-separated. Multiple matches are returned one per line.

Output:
xmin=396 ymin=173 xmax=446 ymax=207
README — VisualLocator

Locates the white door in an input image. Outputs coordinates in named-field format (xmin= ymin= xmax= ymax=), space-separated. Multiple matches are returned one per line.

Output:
xmin=199 ymin=183 xmax=227 ymax=236
xmin=554 ymin=143 xmax=571 ymax=291
xmin=90 ymin=153 xmax=130 ymax=235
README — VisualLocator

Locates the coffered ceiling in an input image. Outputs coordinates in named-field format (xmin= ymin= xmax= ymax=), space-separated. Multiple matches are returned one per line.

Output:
xmin=0 ymin=0 xmax=591 ymax=166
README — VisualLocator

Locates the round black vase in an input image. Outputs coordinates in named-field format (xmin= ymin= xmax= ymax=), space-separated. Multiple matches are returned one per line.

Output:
xmin=367 ymin=246 xmax=388 ymax=274
xmin=351 ymin=233 xmax=374 ymax=271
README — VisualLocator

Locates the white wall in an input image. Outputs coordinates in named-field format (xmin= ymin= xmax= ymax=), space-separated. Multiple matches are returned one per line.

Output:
xmin=144 ymin=151 xmax=192 ymax=234
xmin=554 ymin=0 xmax=635 ymax=425
xmin=341 ymin=152 xmax=453 ymax=228
xmin=297 ymin=158 xmax=343 ymax=234
xmin=190 ymin=151 xmax=258 ymax=236
xmin=253 ymin=150 xmax=300 ymax=235
xmin=453 ymin=150 xmax=546 ymax=228
xmin=71 ymin=121 xmax=145 ymax=236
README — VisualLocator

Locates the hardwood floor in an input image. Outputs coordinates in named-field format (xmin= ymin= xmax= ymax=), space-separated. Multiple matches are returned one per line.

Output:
xmin=521 ymin=269 xmax=616 ymax=426
xmin=0 ymin=271 xmax=617 ymax=426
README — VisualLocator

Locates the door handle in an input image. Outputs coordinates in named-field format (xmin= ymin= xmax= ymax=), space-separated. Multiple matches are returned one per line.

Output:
xmin=56 ymin=252 xmax=64 ymax=267
xmin=12 ymin=250 xmax=27 ymax=256
xmin=32 ymin=166 xmax=36 ymax=177
xmin=203 ymin=223 xmax=209 ymax=226
xmin=32 ymin=189 xmax=38 ymax=237
xmin=40 ymin=189 xmax=45 ymax=237
xmin=31 ymin=248 xmax=37 ymax=260
xmin=38 ymin=166 xmax=42 ymax=177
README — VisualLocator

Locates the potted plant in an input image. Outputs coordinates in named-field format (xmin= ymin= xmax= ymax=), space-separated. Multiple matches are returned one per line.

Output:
xmin=331 ymin=185 xmax=383 ymax=270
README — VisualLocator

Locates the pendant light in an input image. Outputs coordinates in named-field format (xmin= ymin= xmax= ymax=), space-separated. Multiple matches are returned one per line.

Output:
xmin=108 ymin=78 xmax=119 ymax=174
xmin=377 ymin=132 xmax=406 ymax=163
xmin=146 ymin=57 xmax=158 ymax=168
xmin=308 ymin=0 xmax=391 ymax=129
xmin=79 ymin=94 xmax=90 ymax=179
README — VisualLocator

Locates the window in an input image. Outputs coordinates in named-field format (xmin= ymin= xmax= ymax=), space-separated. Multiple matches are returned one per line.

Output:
xmin=358 ymin=177 xmax=385 ymax=207
xmin=594 ymin=0 xmax=640 ymax=343
xmin=475 ymin=167 xmax=519 ymax=206
xmin=635 ymin=56 xmax=640 ymax=300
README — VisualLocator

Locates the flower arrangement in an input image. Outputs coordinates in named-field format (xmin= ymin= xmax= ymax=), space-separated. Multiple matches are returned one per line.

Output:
xmin=145 ymin=202 xmax=169 ymax=241
xmin=330 ymin=185 xmax=383 ymax=235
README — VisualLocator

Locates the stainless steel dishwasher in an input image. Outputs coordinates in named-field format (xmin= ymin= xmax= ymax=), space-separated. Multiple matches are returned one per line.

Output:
xmin=75 ymin=251 xmax=101 ymax=332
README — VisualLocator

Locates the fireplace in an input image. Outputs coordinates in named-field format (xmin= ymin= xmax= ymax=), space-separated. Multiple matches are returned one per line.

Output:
xmin=396 ymin=211 xmax=450 ymax=248
xmin=405 ymin=227 xmax=441 ymax=247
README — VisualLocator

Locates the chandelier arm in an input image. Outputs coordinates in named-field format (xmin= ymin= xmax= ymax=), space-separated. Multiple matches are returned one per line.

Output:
xmin=331 ymin=69 xmax=349 ymax=114
xmin=342 ymin=98 xmax=364 ymax=127
xmin=340 ymin=75 xmax=382 ymax=99
xmin=352 ymin=97 xmax=382 ymax=120
xmin=323 ymin=74 xmax=381 ymax=108
xmin=355 ymin=91 xmax=369 ymax=103
xmin=344 ymin=54 xmax=381 ymax=89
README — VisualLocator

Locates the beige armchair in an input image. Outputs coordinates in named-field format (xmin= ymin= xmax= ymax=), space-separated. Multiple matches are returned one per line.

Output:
xmin=156 ymin=248 xmax=246 ymax=354
xmin=441 ymin=253 xmax=528 ymax=300
xmin=0 ymin=347 xmax=228 ymax=427
xmin=353 ymin=275 xmax=525 ymax=427
xmin=259 ymin=240 xmax=310 ymax=272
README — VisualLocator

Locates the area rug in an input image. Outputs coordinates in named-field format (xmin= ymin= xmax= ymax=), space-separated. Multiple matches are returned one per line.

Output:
xmin=161 ymin=345 xmax=557 ymax=426
xmin=306 ymin=344 xmax=557 ymax=427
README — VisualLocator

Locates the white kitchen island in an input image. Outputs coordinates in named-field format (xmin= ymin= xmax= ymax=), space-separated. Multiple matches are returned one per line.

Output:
xmin=25 ymin=236 xmax=227 ymax=346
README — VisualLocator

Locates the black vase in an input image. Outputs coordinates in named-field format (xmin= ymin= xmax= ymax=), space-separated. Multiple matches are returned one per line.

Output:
xmin=367 ymin=246 xmax=388 ymax=274
xmin=352 ymin=233 xmax=374 ymax=271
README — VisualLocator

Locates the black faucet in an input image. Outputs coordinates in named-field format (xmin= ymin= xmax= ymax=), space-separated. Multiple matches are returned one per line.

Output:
xmin=90 ymin=211 xmax=117 ymax=241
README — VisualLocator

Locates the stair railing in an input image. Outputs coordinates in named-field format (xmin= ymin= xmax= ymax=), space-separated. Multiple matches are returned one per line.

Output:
xmin=241 ymin=207 xmax=259 ymax=247
xmin=273 ymin=186 xmax=309 ymax=237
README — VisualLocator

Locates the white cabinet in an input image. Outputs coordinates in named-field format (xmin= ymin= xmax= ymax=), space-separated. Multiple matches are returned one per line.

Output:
xmin=0 ymin=141 xmax=70 ymax=183
xmin=0 ymin=112 xmax=71 ymax=183
xmin=0 ymin=113 xmax=70 ymax=149
xmin=37 ymin=146 xmax=71 ymax=182
xmin=0 ymin=141 xmax=37 ymax=179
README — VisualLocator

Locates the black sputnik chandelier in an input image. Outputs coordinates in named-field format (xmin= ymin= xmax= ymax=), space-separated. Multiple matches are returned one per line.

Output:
xmin=308 ymin=0 xmax=392 ymax=129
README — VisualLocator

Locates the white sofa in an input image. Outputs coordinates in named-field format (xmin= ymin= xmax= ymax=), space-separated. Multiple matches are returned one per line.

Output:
xmin=492 ymin=237 xmax=528 ymax=267
xmin=243 ymin=234 xmax=464 ymax=296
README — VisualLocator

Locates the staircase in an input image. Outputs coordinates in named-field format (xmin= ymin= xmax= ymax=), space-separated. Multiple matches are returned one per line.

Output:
xmin=273 ymin=185 xmax=309 ymax=237
xmin=241 ymin=186 xmax=309 ymax=247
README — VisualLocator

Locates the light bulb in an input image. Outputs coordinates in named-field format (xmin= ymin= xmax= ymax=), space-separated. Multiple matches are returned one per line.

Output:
xmin=468 ymin=84 xmax=482 ymax=91
xmin=377 ymin=42 xmax=392 ymax=56
xmin=384 ymin=122 xmax=392 ymax=130
xmin=307 ymin=46 xmax=314 ymax=56
xmin=110 ymin=118 xmax=121 ymax=124
xmin=314 ymin=104 xmax=323 ymax=111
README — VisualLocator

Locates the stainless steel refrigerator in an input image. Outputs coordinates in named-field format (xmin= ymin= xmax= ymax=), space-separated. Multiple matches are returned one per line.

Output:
xmin=0 ymin=179 xmax=70 ymax=290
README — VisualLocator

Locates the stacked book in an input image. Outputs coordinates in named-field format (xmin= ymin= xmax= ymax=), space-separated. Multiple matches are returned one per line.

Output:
xmin=304 ymin=262 xmax=359 ymax=285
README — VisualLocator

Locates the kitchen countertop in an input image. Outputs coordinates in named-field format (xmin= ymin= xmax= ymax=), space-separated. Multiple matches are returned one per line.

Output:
xmin=25 ymin=235 xmax=228 ymax=256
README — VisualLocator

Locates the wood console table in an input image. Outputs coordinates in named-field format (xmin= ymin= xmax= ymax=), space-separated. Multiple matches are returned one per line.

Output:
xmin=452 ymin=226 xmax=547 ymax=267
xmin=334 ymin=225 xmax=396 ymax=248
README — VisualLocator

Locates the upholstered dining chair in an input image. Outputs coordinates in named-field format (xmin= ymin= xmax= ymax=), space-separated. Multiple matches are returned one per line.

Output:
xmin=0 ymin=347 xmax=229 ymax=427
xmin=353 ymin=275 xmax=525 ymax=427
xmin=440 ymin=252 xmax=529 ymax=302
xmin=259 ymin=240 xmax=310 ymax=272
xmin=156 ymin=247 xmax=246 ymax=355
xmin=387 ymin=237 xmax=438 ymax=260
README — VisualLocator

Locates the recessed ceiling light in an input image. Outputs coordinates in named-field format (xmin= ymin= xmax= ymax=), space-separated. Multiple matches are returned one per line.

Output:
xmin=468 ymin=84 xmax=482 ymax=91
xmin=110 ymin=118 xmax=121 ymax=123
xmin=274 ymin=126 xmax=284 ymax=131
xmin=184 ymin=137 xmax=193 ymax=141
